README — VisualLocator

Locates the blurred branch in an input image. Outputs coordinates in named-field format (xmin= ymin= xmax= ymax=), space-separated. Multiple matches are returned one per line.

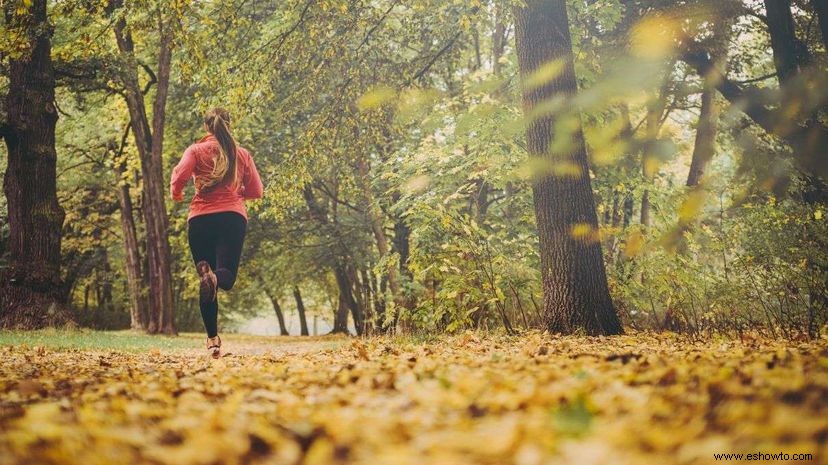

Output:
xmin=681 ymin=40 xmax=828 ymax=179
xmin=234 ymin=0 xmax=315 ymax=69
xmin=409 ymin=32 xmax=461 ymax=84
xmin=732 ymin=73 xmax=777 ymax=84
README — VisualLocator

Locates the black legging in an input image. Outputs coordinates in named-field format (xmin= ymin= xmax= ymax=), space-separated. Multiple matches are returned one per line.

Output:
xmin=187 ymin=212 xmax=247 ymax=338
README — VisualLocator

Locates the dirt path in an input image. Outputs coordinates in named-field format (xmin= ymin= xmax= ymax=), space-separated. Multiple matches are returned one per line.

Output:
xmin=175 ymin=334 xmax=349 ymax=357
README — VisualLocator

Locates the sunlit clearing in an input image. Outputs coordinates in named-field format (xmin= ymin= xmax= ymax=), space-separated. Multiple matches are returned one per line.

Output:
xmin=357 ymin=85 xmax=396 ymax=111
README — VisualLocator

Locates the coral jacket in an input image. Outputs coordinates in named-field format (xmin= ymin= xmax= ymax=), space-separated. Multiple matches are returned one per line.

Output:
xmin=170 ymin=134 xmax=263 ymax=221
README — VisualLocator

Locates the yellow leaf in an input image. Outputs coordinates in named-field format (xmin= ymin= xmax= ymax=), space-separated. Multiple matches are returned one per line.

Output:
xmin=679 ymin=190 xmax=706 ymax=223
xmin=523 ymin=59 xmax=566 ymax=90
xmin=357 ymin=86 xmax=396 ymax=110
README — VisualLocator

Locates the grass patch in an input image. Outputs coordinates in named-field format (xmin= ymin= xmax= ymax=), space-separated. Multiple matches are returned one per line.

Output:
xmin=0 ymin=329 xmax=198 ymax=352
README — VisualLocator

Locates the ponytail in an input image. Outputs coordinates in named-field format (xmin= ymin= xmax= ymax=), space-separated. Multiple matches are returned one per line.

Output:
xmin=200 ymin=107 xmax=238 ymax=192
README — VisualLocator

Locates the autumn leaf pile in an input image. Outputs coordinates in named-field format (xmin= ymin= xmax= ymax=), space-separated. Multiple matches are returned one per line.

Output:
xmin=0 ymin=332 xmax=825 ymax=465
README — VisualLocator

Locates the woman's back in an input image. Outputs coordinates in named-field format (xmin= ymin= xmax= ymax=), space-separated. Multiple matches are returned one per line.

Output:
xmin=170 ymin=134 xmax=263 ymax=221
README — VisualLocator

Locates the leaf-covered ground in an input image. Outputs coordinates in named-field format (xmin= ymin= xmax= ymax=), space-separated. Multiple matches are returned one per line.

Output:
xmin=0 ymin=332 xmax=825 ymax=465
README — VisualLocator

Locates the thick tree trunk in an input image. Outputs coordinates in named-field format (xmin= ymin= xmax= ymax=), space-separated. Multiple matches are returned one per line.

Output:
xmin=115 ymin=162 xmax=147 ymax=330
xmin=814 ymin=0 xmax=828 ymax=49
xmin=113 ymin=10 xmax=176 ymax=334
xmin=0 ymin=0 xmax=72 ymax=328
xmin=293 ymin=286 xmax=309 ymax=336
xmin=267 ymin=292 xmax=289 ymax=336
xmin=514 ymin=0 xmax=622 ymax=335
xmin=687 ymin=87 xmax=718 ymax=187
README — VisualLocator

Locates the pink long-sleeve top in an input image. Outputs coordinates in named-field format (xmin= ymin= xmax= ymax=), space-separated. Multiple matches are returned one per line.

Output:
xmin=170 ymin=134 xmax=264 ymax=221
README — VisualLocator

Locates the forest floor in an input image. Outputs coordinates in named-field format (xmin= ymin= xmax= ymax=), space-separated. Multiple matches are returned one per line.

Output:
xmin=0 ymin=331 xmax=825 ymax=465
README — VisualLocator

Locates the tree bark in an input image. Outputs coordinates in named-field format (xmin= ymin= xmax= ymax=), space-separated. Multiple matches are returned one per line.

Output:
xmin=764 ymin=0 xmax=809 ymax=84
xmin=267 ymin=292 xmax=290 ymax=336
xmin=115 ymin=161 xmax=147 ymax=330
xmin=333 ymin=263 xmax=362 ymax=335
xmin=492 ymin=2 xmax=506 ymax=77
xmin=514 ymin=0 xmax=622 ymax=335
xmin=640 ymin=85 xmax=667 ymax=229
xmin=0 ymin=0 xmax=72 ymax=328
xmin=623 ymin=195 xmax=634 ymax=228
xmin=640 ymin=190 xmax=651 ymax=227
xmin=333 ymin=291 xmax=349 ymax=334
xmin=686 ymin=86 xmax=718 ymax=187
xmin=112 ymin=6 xmax=176 ymax=334
xmin=293 ymin=286 xmax=309 ymax=336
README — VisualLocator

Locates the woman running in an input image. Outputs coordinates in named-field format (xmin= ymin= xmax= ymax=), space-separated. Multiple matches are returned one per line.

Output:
xmin=170 ymin=107 xmax=263 ymax=358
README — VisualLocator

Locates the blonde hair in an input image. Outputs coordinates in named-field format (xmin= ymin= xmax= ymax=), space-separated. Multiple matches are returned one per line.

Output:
xmin=200 ymin=107 xmax=238 ymax=192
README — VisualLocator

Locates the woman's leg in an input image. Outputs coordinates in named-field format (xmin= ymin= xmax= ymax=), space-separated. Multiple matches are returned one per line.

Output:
xmin=188 ymin=216 xmax=219 ymax=338
xmin=214 ymin=212 xmax=247 ymax=291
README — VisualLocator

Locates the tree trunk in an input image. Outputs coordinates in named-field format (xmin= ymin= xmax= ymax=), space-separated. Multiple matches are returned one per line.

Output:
xmin=814 ymin=0 xmax=828 ymax=49
xmin=640 ymin=190 xmax=651 ymax=227
xmin=686 ymin=90 xmax=717 ymax=187
xmin=333 ymin=263 xmax=362 ymax=335
xmin=355 ymin=157 xmax=401 ymax=303
xmin=492 ymin=2 xmax=506 ymax=77
xmin=333 ymin=292 xmax=349 ymax=334
xmin=293 ymin=286 xmax=309 ymax=336
xmin=359 ymin=267 xmax=374 ymax=333
xmin=115 ymin=162 xmax=147 ymax=330
xmin=611 ymin=193 xmax=622 ymax=227
xmin=112 ymin=8 xmax=176 ymax=334
xmin=267 ymin=292 xmax=289 ymax=336
xmin=100 ymin=252 xmax=114 ymax=310
xmin=764 ymin=0 xmax=809 ymax=84
xmin=514 ymin=0 xmax=622 ymax=335
xmin=687 ymin=78 xmax=720 ymax=186
xmin=0 ymin=0 xmax=72 ymax=329
xmin=640 ymin=86 xmax=666 ymax=229
xmin=623 ymin=195 xmax=634 ymax=228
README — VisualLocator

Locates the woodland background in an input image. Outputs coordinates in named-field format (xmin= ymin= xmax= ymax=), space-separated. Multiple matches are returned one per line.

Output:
xmin=1 ymin=0 xmax=826 ymax=338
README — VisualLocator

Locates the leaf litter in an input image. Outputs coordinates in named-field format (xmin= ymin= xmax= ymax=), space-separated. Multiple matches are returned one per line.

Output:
xmin=0 ymin=332 xmax=825 ymax=465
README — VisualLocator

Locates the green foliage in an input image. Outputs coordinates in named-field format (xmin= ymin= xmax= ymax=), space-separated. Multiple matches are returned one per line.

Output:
xmin=1 ymin=0 xmax=825 ymax=338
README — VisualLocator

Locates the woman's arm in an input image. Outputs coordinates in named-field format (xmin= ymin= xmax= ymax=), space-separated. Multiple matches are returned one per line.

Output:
xmin=242 ymin=152 xmax=264 ymax=200
xmin=170 ymin=147 xmax=197 ymax=201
